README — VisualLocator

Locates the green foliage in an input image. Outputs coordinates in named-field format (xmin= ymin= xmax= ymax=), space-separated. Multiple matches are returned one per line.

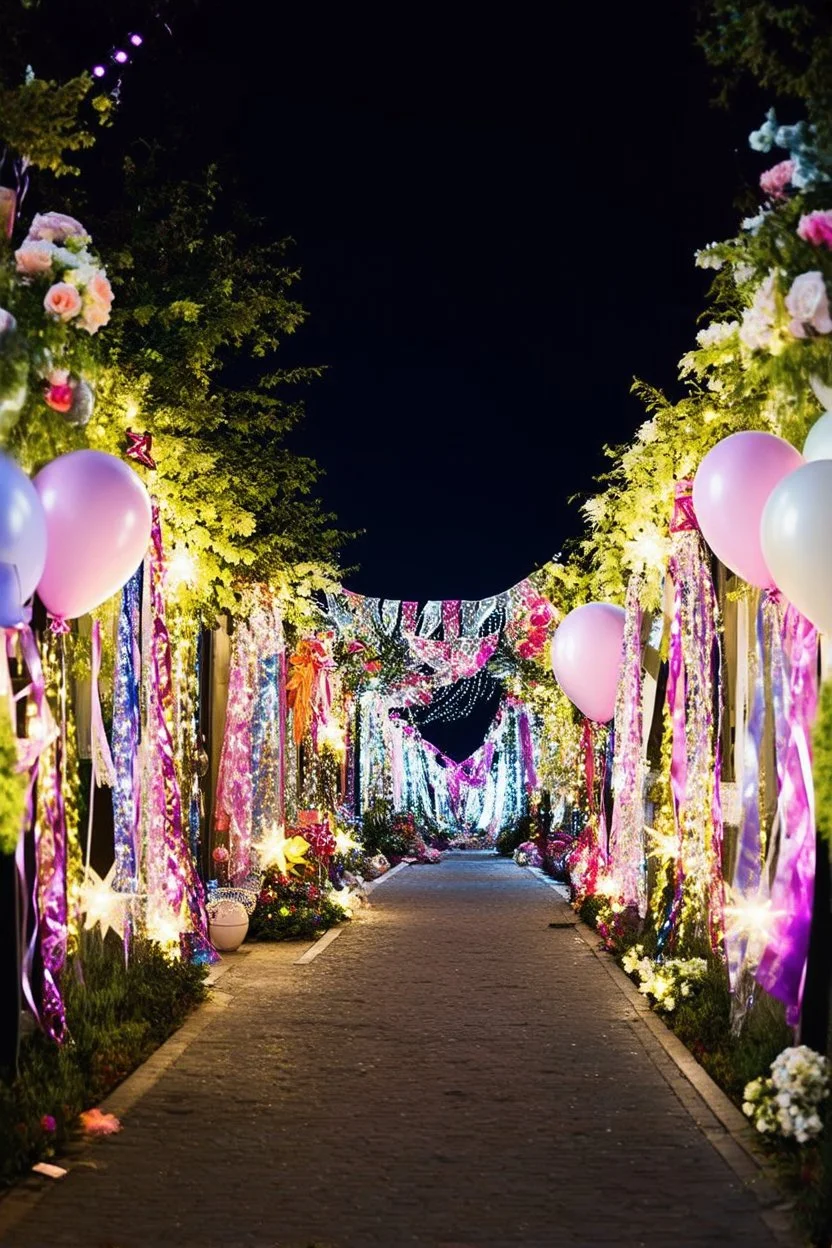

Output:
xmin=813 ymin=679 xmax=832 ymax=843
xmin=698 ymin=2 xmax=832 ymax=152
xmin=0 ymin=932 xmax=207 ymax=1186
xmin=359 ymin=799 xmax=411 ymax=860
xmin=250 ymin=871 xmax=349 ymax=940
xmin=0 ymin=709 xmax=27 ymax=855
xmin=0 ymin=74 xmax=113 ymax=176
xmin=495 ymin=815 xmax=534 ymax=858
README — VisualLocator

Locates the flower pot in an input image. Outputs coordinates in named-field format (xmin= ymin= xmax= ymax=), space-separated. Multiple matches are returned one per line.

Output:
xmin=208 ymin=900 xmax=249 ymax=952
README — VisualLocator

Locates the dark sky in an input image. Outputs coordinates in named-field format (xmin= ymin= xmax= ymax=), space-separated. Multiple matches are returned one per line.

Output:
xmin=52 ymin=0 xmax=764 ymax=602
xmin=184 ymin=1 xmax=762 ymax=601
xmin=21 ymin=1 xmax=770 ymax=755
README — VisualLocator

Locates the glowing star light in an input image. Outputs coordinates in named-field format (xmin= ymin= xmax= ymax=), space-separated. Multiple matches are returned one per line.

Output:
xmin=165 ymin=544 xmax=197 ymax=593
xmin=80 ymin=863 xmax=128 ymax=941
xmin=146 ymin=908 xmax=182 ymax=955
xmin=334 ymin=827 xmax=361 ymax=856
xmin=255 ymin=825 xmax=310 ymax=876
xmin=724 ymin=888 xmax=784 ymax=953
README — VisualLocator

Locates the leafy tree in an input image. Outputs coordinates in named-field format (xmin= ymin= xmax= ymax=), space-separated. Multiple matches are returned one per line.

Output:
xmin=698 ymin=2 xmax=832 ymax=150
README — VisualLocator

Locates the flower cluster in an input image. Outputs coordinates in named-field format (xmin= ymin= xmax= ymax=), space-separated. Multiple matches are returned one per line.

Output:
xmin=743 ymin=1046 xmax=829 ymax=1145
xmin=250 ymin=871 xmax=350 ymax=940
xmin=621 ymin=947 xmax=708 ymax=1013
xmin=14 ymin=213 xmax=113 ymax=336
xmin=511 ymin=595 xmax=555 ymax=660
xmin=514 ymin=840 xmax=542 ymax=868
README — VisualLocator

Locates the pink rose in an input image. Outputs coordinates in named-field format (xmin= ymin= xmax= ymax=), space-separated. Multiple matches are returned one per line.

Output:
xmin=87 ymin=270 xmax=113 ymax=310
xmin=759 ymin=160 xmax=795 ymax=200
xmin=26 ymin=212 xmax=88 ymax=245
xmin=80 ymin=298 xmax=111 ymax=335
xmin=14 ymin=240 xmax=54 ymax=276
xmin=517 ymin=640 xmax=536 ymax=659
xmin=797 ymin=210 xmax=832 ymax=250
xmin=44 ymin=282 xmax=82 ymax=321
xmin=785 ymin=271 xmax=832 ymax=338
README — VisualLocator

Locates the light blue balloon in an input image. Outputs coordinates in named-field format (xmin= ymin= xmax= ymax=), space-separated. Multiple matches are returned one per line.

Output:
xmin=0 ymin=562 xmax=24 ymax=628
xmin=0 ymin=452 xmax=47 ymax=609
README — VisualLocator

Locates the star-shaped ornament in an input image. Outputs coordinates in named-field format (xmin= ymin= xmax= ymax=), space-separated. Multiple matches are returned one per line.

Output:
xmin=125 ymin=428 xmax=156 ymax=469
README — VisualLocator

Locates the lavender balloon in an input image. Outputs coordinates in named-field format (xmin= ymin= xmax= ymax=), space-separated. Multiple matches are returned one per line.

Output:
xmin=692 ymin=431 xmax=803 ymax=588
xmin=34 ymin=450 xmax=152 ymax=621
xmin=550 ymin=602 xmax=626 ymax=723
xmin=0 ymin=451 xmax=47 ymax=623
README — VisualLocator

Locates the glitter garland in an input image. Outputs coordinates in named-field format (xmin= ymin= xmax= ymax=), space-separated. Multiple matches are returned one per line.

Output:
xmin=662 ymin=490 xmax=724 ymax=953
xmin=112 ymin=568 xmax=142 ymax=893
xmin=609 ymin=574 xmax=647 ymax=916
xmin=144 ymin=505 xmax=216 ymax=963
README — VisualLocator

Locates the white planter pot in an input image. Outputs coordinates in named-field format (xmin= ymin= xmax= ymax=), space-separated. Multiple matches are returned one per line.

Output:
xmin=208 ymin=900 xmax=250 ymax=952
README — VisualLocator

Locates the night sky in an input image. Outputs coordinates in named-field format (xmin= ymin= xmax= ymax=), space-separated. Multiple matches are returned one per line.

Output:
xmin=23 ymin=1 xmax=772 ymax=754
xmin=183 ymin=1 xmax=764 ymax=601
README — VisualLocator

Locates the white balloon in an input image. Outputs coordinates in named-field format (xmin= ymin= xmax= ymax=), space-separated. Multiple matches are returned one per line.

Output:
xmin=802 ymin=411 xmax=832 ymax=462
xmin=760 ymin=459 xmax=832 ymax=634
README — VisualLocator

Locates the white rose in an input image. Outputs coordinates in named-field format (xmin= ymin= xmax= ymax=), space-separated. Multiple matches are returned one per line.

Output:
xmin=785 ymin=271 xmax=832 ymax=337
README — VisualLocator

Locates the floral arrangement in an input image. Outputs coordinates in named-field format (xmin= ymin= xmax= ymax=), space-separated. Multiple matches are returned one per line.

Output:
xmin=514 ymin=840 xmax=543 ymax=868
xmin=508 ymin=593 xmax=556 ymax=661
xmin=0 ymin=211 xmax=112 ymax=434
xmin=621 ymin=946 xmax=708 ymax=1013
xmin=249 ymin=871 xmax=350 ymax=940
xmin=742 ymin=1046 xmax=829 ymax=1145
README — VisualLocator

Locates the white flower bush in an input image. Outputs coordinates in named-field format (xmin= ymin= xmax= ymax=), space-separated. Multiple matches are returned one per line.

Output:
xmin=743 ymin=1046 xmax=829 ymax=1145
xmin=621 ymin=945 xmax=708 ymax=1013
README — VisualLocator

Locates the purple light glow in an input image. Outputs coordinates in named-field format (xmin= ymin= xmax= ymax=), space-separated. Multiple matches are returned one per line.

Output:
xmin=129 ymin=33 xmax=143 ymax=46
xmin=92 ymin=64 xmax=106 ymax=78
xmin=113 ymin=49 xmax=129 ymax=64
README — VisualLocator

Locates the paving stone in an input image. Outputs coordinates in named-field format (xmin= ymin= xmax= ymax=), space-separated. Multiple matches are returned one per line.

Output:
xmin=1 ymin=854 xmax=786 ymax=1247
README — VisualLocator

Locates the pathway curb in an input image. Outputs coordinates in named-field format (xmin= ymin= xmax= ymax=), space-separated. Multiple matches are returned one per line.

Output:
xmin=523 ymin=863 xmax=805 ymax=1248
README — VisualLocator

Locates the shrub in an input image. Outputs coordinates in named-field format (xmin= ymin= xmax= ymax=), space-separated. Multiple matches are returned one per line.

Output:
xmin=0 ymin=931 xmax=207 ymax=1186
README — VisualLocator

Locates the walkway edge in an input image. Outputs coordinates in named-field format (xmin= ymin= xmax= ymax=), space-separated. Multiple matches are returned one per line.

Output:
xmin=0 ymin=991 xmax=232 ymax=1244
xmin=522 ymin=864 xmax=804 ymax=1248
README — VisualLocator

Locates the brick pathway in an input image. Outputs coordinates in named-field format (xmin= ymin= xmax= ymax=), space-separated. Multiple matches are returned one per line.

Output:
xmin=1 ymin=853 xmax=788 ymax=1248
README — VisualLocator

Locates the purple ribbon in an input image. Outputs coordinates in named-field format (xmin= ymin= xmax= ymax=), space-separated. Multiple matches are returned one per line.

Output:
xmin=12 ymin=627 xmax=67 ymax=1041
xmin=755 ymin=605 xmax=818 ymax=1024
xmin=517 ymin=707 xmax=538 ymax=793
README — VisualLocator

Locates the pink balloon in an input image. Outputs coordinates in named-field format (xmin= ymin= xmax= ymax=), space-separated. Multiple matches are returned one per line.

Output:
xmin=692 ymin=432 xmax=803 ymax=588
xmin=34 ymin=450 xmax=152 ymax=620
xmin=550 ymin=602 xmax=625 ymax=723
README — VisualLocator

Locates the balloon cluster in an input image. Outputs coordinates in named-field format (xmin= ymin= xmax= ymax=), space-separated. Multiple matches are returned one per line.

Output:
xmin=694 ymin=423 xmax=832 ymax=636
xmin=0 ymin=450 xmax=152 ymax=629
xmin=548 ymin=408 xmax=832 ymax=723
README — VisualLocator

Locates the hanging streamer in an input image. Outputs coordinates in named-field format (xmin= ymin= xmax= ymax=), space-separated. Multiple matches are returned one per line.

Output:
xmin=145 ymin=505 xmax=216 ymax=963
xmin=214 ymin=621 xmax=255 ymax=882
xmin=112 ymin=570 xmax=142 ymax=891
xmin=609 ymin=575 xmax=647 ymax=916
xmin=663 ymin=481 xmax=724 ymax=952
xmin=755 ymin=606 xmax=818 ymax=1024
